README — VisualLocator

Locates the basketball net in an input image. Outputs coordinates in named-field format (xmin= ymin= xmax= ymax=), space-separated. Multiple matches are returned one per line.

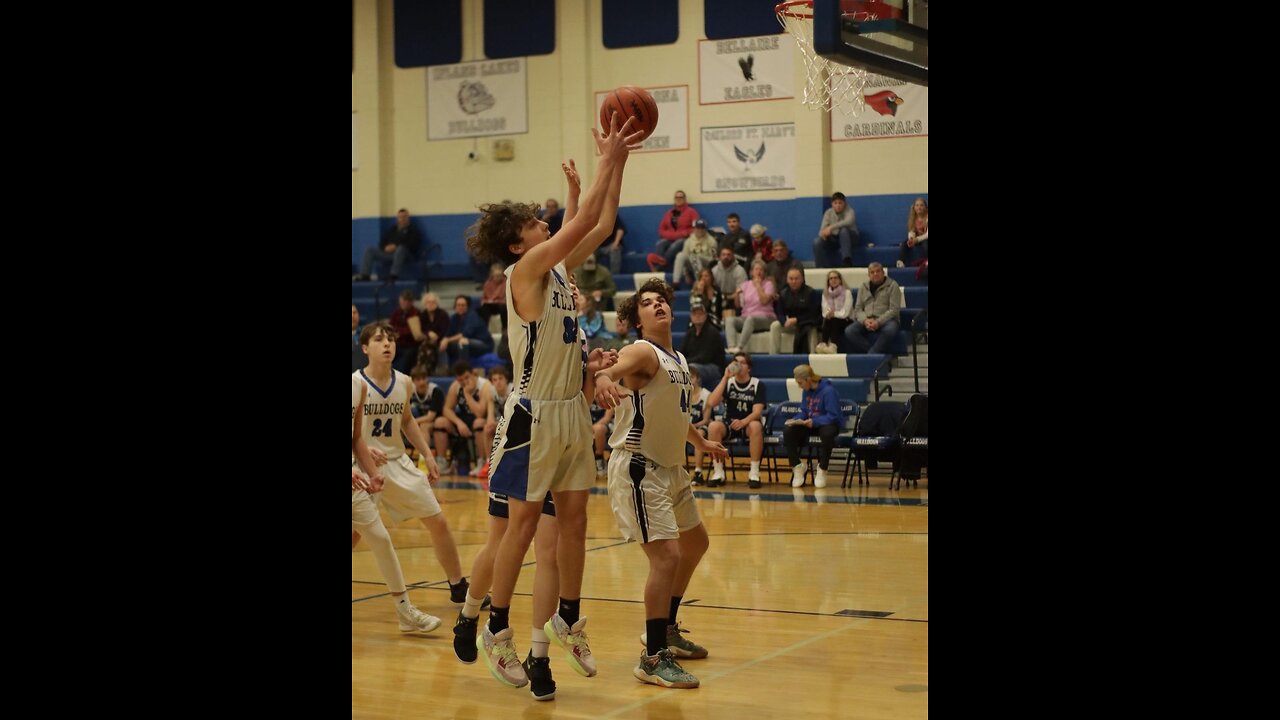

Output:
xmin=776 ymin=1 xmax=878 ymax=116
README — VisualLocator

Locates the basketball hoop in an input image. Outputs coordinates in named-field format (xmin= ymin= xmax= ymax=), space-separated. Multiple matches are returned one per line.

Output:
xmin=776 ymin=0 xmax=889 ymax=115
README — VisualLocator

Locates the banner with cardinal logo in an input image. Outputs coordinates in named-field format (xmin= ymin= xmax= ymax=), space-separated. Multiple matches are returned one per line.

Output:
xmin=830 ymin=73 xmax=928 ymax=142
xmin=698 ymin=35 xmax=795 ymax=105
xmin=700 ymin=123 xmax=796 ymax=193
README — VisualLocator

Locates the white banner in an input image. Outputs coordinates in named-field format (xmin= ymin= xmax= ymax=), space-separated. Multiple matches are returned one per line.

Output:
xmin=698 ymin=35 xmax=794 ymax=105
xmin=593 ymin=85 xmax=688 ymax=153
xmin=830 ymin=74 xmax=928 ymax=141
xmin=700 ymin=123 xmax=795 ymax=193
xmin=427 ymin=58 xmax=528 ymax=140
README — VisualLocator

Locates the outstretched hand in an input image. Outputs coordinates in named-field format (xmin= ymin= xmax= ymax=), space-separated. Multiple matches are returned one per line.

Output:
xmin=562 ymin=159 xmax=581 ymax=193
xmin=699 ymin=438 xmax=728 ymax=463
xmin=592 ymin=112 xmax=645 ymax=156
xmin=587 ymin=348 xmax=619 ymax=375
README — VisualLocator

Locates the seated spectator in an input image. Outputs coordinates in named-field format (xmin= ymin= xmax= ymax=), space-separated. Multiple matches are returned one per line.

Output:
xmin=414 ymin=292 xmax=452 ymax=374
xmin=844 ymin=262 xmax=901 ymax=356
xmin=479 ymin=366 xmax=511 ymax=478
xmin=705 ymin=352 xmax=768 ymax=488
xmin=574 ymin=254 xmax=617 ymax=309
xmin=600 ymin=314 xmax=636 ymax=351
xmin=439 ymin=295 xmax=492 ymax=367
xmin=716 ymin=244 xmax=747 ymax=301
xmin=767 ymin=240 xmax=805 ymax=292
xmin=717 ymin=213 xmax=753 ymax=270
xmin=478 ymin=263 xmax=508 ymax=331
xmin=770 ymin=267 xmax=820 ymax=354
xmin=590 ymin=400 xmax=613 ymax=478
xmin=691 ymin=267 xmax=726 ymax=331
xmin=388 ymin=290 xmax=420 ymax=373
xmin=595 ymin=213 xmax=627 ymax=275
xmin=649 ymin=190 xmax=700 ymax=271
xmin=578 ymin=295 xmax=615 ymax=349
xmin=433 ymin=361 xmax=492 ymax=476
xmin=783 ymin=364 xmax=845 ymax=489
xmin=681 ymin=301 xmax=727 ymax=383
xmin=817 ymin=270 xmax=854 ymax=353
xmin=898 ymin=197 xmax=929 ymax=268
xmin=749 ymin=224 xmax=774 ymax=265
xmin=728 ymin=260 xmax=777 ymax=353
xmin=408 ymin=367 xmax=447 ymax=472
xmin=812 ymin=191 xmax=859 ymax=267
xmin=672 ymin=219 xmax=719 ymax=289
xmin=540 ymin=198 xmax=564 ymax=237
xmin=354 ymin=208 xmax=422 ymax=282
xmin=685 ymin=366 xmax=714 ymax=486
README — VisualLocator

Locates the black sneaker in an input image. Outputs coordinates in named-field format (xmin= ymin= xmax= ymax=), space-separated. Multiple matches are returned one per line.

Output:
xmin=748 ymin=479 xmax=762 ymax=489
xmin=453 ymin=613 xmax=479 ymax=664
xmin=523 ymin=652 xmax=556 ymax=701
xmin=450 ymin=577 xmax=493 ymax=609
xmin=450 ymin=578 xmax=470 ymax=604
xmin=692 ymin=471 xmax=704 ymax=486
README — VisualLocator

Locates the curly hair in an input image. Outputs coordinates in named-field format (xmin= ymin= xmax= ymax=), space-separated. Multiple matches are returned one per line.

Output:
xmin=615 ymin=277 xmax=675 ymax=339
xmin=465 ymin=202 xmax=541 ymax=266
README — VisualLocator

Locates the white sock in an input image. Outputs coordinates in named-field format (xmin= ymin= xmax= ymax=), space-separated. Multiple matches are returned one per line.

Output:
xmin=531 ymin=628 xmax=550 ymax=658
xmin=749 ymin=461 xmax=760 ymax=475
xmin=462 ymin=593 xmax=484 ymax=619
xmin=394 ymin=591 xmax=410 ymax=607
xmin=713 ymin=461 xmax=724 ymax=473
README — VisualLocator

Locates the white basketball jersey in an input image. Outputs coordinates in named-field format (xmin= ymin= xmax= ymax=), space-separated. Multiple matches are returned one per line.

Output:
xmin=354 ymin=368 xmax=410 ymax=460
xmin=506 ymin=261 xmax=584 ymax=401
xmin=609 ymin=340 xmax=692 ymax=467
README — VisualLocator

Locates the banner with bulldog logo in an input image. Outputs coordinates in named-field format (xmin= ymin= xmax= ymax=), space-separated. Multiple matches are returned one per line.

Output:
xmin=427 ymin=58 xmax=528 ymax=140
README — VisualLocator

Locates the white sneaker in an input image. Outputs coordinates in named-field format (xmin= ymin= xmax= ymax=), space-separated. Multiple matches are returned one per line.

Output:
xmin=396 ymin=602 xmax=442 ymax=634
xmin=545 ymin=614 xmax=597 ymax=677
xmin=791 ymin=465 xmax=806 ymax=488
xmin=814 ymin=467 xmax=828 ymax=488
xmin=895 ymin=260 xmax=905 ymax=268
xmin=478 ymin=625 xmax=529 ymax=687
xmin=710 ymin=464 xmax=725 ymax=483
xmin=726 ymin=346 xmax=741 ymax=354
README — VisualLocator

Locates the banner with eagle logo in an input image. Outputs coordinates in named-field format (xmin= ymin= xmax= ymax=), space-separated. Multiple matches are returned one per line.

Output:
xmin=698 ymin=35 xmax=794 ymax=105
xmin=700 ymin=123 xmax=795 ymax=193
xmin=426 ymin=58 xmax=528 ymax=140
xmin=829 ymin=73 xmax=928 ymax=142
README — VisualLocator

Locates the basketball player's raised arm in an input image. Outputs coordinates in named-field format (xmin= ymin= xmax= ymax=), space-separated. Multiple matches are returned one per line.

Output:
xmin=511 ymin=114 xmax=640 ymax=290
xmin=593 ymin=341 xmax=657 ymax=410
xmin=565 ymin=150 xmax=627 ymax=271
xmin=400 ymin=397 xmax=440 ymax=481
xmin=561 ymin=160 xmax=581 ymax=227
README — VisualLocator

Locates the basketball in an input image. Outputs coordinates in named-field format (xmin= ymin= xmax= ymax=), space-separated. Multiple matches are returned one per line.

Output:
xmin=600 ymin=85 xmax=659 ymax=142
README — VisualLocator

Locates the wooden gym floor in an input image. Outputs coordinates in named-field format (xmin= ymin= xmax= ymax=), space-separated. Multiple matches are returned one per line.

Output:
xmin=353 ymin=470 xmax=928 ymax=719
